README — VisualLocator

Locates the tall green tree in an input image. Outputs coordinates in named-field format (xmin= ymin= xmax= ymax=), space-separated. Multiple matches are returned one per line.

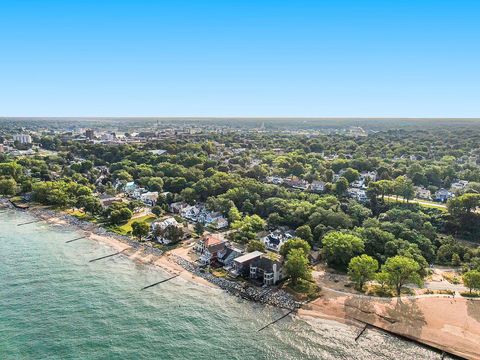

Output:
xmin=381 ymin=256 xmax=423 ymax=296
xmin=132 ymin=221 xmax=149 ymax=241
xmin=463 ymin=270 xmax=480 ymax=294
xmin=348 ymin=255 xmax=379 ymax=291
xmin=322 ymin=232 xmax=364 ymax=270
xmin=280 ymin=238 xmax=311 ymax=257
xmin=285 ymin=249 xmax=312 ymax=285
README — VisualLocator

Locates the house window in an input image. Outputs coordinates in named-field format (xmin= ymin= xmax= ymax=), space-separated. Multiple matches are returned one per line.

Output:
xmin=264 ymin=272 xmax=274 ymax=285
xmin=250 ymin=266 xmax=257 ymax=278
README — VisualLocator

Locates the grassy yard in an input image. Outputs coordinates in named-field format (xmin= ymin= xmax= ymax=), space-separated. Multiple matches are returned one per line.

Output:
xmin=285 ymin=279 xmax=321 ymax=301
xmin=65 ymin=208 xmax=98 ymax=223
xmin=112 ymin=214 xmax=157 ymax=236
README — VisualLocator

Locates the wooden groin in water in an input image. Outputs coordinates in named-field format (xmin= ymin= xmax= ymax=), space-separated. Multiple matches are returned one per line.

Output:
xmin=17 ymin=219 xmax=43 ymax=226
xmin=352 ymin=318 xmax=466 ymax=359
xmin=140 ymin=274 xmax=180 ymax=291
xmin=257 ymin=308 xmax=297 ymax=332
xmin=65 ymin=236 xmax=87 ymax=243
xmin=89 ymin=249 xmax=126 ymax=263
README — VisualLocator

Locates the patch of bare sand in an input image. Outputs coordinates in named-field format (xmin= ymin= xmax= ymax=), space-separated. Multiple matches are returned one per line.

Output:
xmin=88 ymin=233 xmax=131 ymax=252
xmin=299 ymin=288 xmax=480 ymax=360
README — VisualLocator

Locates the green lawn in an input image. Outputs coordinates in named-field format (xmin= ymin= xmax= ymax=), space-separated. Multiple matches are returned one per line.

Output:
xmin=113 ymin=214 xmax=157 ymax=236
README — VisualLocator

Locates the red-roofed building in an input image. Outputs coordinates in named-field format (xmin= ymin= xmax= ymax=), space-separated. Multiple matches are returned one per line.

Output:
xmin=194 ymin=235 xmax=227 ymax=266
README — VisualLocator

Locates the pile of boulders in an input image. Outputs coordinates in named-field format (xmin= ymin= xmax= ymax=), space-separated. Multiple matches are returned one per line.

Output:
xmin=169 ymin=254 xmax=300 ymax=309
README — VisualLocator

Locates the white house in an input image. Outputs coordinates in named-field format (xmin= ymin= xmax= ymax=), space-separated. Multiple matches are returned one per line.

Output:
xmin=261 ymin=230 xmax=294 ymax=252
xmin=359 ymin=171 xmax=377 ymax=183
xmin=151 ymin=217 xmax=181 ymax=244
xmin=124 ymin=181 xmax=138 ymax=195
xmin=450 ymin=180 xmax=469 ymax=192
xmin=13 ymin=134 xmax=32 ymax=144
xmin=414 ymin=186 xmax=432 ymax=200
xmin=347 ymin=188 xmax=368 ymax=202
xmin=266 ymin=176 xmax=284 ymax=185
xmin=140 ymin=191 xmax=159 ymax=206
xmin=310 ymin=180 xmax=325 ymax=193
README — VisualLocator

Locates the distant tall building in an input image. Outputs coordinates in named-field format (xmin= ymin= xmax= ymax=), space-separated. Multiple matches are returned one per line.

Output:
xmin=13 ymin=134 xmax=32 ymax=144
xmin=85 ymin=129 xmax=95 ymax=139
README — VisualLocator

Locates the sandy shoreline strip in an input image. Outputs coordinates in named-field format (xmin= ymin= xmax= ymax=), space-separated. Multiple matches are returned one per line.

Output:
xmin=5 ymin=203 xmax=479 ymax=359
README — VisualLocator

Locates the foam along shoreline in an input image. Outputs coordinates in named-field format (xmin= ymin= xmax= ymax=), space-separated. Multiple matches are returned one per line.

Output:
xmin=1 ymin=202 xmax=217 ymax=290
xmin=299 ymin=288 xmax=480 ymax=360
xmin=3 ymin=201 xmax=479 ymax=359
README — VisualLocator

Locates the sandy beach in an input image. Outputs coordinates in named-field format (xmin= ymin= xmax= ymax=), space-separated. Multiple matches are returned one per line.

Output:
xmin=8 ymin=204 xmax=218 ymax=290
xmin=5 ymin=203 xmax=479 ymax=359
xmin=299 ymin=288 xmax=480 ymax=360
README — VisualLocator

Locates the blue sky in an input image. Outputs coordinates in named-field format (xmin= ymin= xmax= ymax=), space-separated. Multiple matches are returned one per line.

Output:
xmin=0 ymin=0 xmax=479 ymax=117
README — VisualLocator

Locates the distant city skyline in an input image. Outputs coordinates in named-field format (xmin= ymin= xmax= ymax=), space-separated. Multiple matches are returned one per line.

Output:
xmin=1 ymin=0 xmax=479 ymax=117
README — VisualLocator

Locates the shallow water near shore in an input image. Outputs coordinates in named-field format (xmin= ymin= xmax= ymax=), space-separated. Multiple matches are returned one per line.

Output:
xmin=0 ymin=209 xmax=447 ymax=359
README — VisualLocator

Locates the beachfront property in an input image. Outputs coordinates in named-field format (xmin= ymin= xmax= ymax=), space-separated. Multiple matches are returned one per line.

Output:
xmin=260 ymin=229 xmax=295 ymax=252
xmin=229 ymin=251 xmax=263 ymax=277
xmin=218 ymin=245 xmax=244 ymax=268
xmin=194 ymin=235 xmax=227 ymax=266
xmin=150 ymin=217 xmax=183 ymax=244
xmin=229 ymin=250 xmax=285 ymax=285
xmin=249 ymin=252 xmax=285 ymax=285
xmin=170 ymin=202 xmax=229 ymax=229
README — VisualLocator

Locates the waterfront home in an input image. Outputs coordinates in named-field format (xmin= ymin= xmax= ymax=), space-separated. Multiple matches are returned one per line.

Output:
xmin=151 ymin=217 xmax=183 ymax=244
xmin=230 ymin=251 xmax=263 ymax=277
xmin=261 ymin=229 xmax=295 ymax=252
xmin=435 ymin=188 xmax=454 ymax=202
xmin=310 ymin=180 xmax=325 ymax=193
xmin=194 ymin=235 xmax=227 ymax=266
xmin=140 ymin=191 xmax=159 ymax=206
xmin=249 ymin=252 xmax=285 ymax=286
xmin=98 ymin=194 xmax=124 ymax=209
xmin=218 ymin=245 xmax=244 ymax=267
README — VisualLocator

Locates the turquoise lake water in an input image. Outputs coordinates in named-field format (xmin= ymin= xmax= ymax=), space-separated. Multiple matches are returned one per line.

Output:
xmin=0 ymin=209 xmax=444 ymax=359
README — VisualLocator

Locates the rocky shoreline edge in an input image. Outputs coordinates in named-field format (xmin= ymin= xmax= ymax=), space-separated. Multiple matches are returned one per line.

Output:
xmin=1 ymin=199 xmax=301 ymax=311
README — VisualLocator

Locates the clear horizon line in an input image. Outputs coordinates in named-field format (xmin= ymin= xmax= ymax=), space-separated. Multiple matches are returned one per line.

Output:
xmin=2 ymin=116 xmax=480 ymax=120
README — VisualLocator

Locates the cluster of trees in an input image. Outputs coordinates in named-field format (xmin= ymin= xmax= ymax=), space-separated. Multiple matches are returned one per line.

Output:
xmin=1 ymin=125 xmax=480 ymax=296
xmin=280 ymin=238 xmax=312 ymax=286
xmin=348 ymin=254 xmax=423 ymax=295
